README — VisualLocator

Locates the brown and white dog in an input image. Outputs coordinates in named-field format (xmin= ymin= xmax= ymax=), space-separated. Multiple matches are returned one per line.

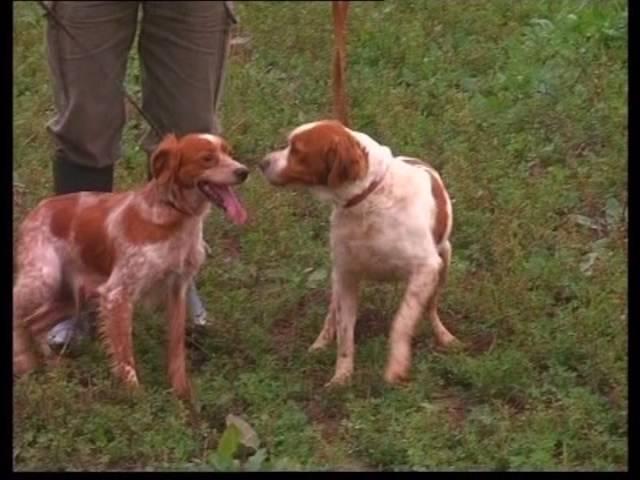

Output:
xmin=13 ymin=133 xmax=248 ymax=400
xmin=259 ymin=120 xmax=460 ymax=387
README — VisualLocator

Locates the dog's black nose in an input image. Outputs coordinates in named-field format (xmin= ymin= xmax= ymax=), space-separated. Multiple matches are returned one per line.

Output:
xmin=259 ymin=158 xmax=271 ymax=172
xmin=234 ymin=167 xmax=249 ymax=182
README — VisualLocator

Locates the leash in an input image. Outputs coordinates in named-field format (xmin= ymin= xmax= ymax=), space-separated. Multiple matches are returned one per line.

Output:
xmin=332 ymin=1 xmax=350 ymax=127
xmin=36 ymin=0 xmax=163 ymax=138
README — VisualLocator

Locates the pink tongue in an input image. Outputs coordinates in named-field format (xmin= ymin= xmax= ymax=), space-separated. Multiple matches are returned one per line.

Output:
xmin=219 ymin=186 xmax=248 ymax=225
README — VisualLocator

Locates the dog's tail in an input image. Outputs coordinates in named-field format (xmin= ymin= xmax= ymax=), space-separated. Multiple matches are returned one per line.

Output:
xmin=332 ymin=1 xmax=350 ymax=128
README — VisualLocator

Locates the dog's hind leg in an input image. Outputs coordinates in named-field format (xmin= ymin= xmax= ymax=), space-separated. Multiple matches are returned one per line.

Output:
xmin=426 ymin=241 xmax=459 ymax=348
xmin=385 ymin=256 xmax=442 ymax=384
xmin=26 ymin=300 xmax=76 ymax=345
xmin=13 ymin=316 xmax=38 ymax=377
xmin=13 ymin=251 xmax=65 ymax=376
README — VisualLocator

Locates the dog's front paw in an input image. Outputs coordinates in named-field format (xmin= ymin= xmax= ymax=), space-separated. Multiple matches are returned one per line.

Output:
xmin=119 ymin=363 xmax=140 ymax=388
xmin=308 ymin=337 xmax=330 ymax=352
xmin=308 ymin=327 xmax=335 ymax=352
xmin=384 ymin=361 xmax=411 ymax=386
xmin=324 ymin=372 xmax=352 ymax=389
xmin=434 ymin=332 xmax=464 ymax=352
xmin=173 ymin=380 xmax=194 ymax=403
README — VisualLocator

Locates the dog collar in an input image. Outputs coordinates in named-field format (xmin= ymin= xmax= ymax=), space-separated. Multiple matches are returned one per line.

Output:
xmin=342 ymin=168 xmax=387 ymax=209
xmin=164 ymin=198 xmax=193 ymax=217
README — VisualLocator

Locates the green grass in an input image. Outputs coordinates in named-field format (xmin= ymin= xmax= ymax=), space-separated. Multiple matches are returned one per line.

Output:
xmin=13 ymin=0 xmax=627 ymax=471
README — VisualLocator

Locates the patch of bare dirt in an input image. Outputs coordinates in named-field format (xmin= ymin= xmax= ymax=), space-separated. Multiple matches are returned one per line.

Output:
xmin=187 ymin=337 xmax=210 ymax=372
xmin=303 ymin=393 xmax=375 ymax=471
xmin=465 ymin=331 xmax=497 ymax=356
xmin=270 ymin=289 xmax=329 ymax=361
xmin=431 ymin=390 xmax=469 ymax=429
xmin=355 ymin=307 xmax=388 ymax=342
xmin=412 ymin=309 xmax=464 ymax=352
xmin=304 ymin=397 xmax=346 ymax=442
xmin=421 ymin=308 xmax=498 ymax=356
xmin=504 ymin=391 xmax=528 ymax=415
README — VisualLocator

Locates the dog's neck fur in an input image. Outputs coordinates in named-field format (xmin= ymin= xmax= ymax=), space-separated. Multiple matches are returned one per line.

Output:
xmin=310 ymin=129 xmax=393 ymax=208
xmin=142 ymin=180 xmax=210 ymax=222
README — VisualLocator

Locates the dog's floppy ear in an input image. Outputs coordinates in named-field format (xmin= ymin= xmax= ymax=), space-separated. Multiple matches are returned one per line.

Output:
xmin=151 ymin=134 xmax=180 ymax=185
xmin=327 ymin=132 xmax=368 ymax=188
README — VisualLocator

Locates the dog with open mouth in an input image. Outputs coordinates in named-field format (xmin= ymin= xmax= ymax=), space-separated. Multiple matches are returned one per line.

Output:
xmin=13 ymin=132 xmax=248 ymax=400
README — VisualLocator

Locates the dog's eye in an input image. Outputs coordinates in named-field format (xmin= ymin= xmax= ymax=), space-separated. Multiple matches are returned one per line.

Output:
xmin=203 ymin=154 xmax=216 ymax=164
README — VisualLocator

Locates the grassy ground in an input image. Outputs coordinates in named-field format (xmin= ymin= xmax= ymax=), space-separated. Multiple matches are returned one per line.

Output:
xmin=13 ymin=0 xmax=627 ymax=471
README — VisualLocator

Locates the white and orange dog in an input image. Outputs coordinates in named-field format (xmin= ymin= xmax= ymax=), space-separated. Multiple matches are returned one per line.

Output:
xmin=13 ymin=133 xmax=249 ymax=400
xmin=260 ymin=120 xmax=460 ymax=387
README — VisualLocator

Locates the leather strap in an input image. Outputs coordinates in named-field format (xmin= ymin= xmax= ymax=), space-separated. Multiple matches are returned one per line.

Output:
xmin=342 ymin=170 xmax=386 ymax=209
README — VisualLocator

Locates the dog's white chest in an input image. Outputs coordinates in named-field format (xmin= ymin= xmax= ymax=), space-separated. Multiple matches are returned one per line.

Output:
xmin=330 ymin=209 xmax=429 ymax=281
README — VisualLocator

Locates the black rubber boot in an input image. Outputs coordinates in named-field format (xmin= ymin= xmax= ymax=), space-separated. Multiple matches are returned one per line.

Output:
xmin=52 ymin=153 xmax=114 ymax=195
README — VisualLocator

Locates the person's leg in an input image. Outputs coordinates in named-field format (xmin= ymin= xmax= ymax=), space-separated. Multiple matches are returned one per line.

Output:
xmin=46 ymin=1 xmax=140 ymax=194
xmin=138 ymin=1 xmax=236 ymax=150
xmin=139 ymin=1 xmax=238 ymax=327
xmin=45 ymin=1 xmax=140 ymax=349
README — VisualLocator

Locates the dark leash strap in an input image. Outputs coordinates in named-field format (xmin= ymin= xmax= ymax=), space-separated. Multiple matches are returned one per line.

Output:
xmin=332 ymin=1 xmax=350 ymax=127
xmin=36 ymin=0 xmax=163 ymax=179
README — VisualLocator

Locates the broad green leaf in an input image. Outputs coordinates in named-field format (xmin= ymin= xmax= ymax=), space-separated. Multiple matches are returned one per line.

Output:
xmin=216 ymin=423 xmax=241 ymax=461
xmin=226 ymin=414 xmax=260 ymax=451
